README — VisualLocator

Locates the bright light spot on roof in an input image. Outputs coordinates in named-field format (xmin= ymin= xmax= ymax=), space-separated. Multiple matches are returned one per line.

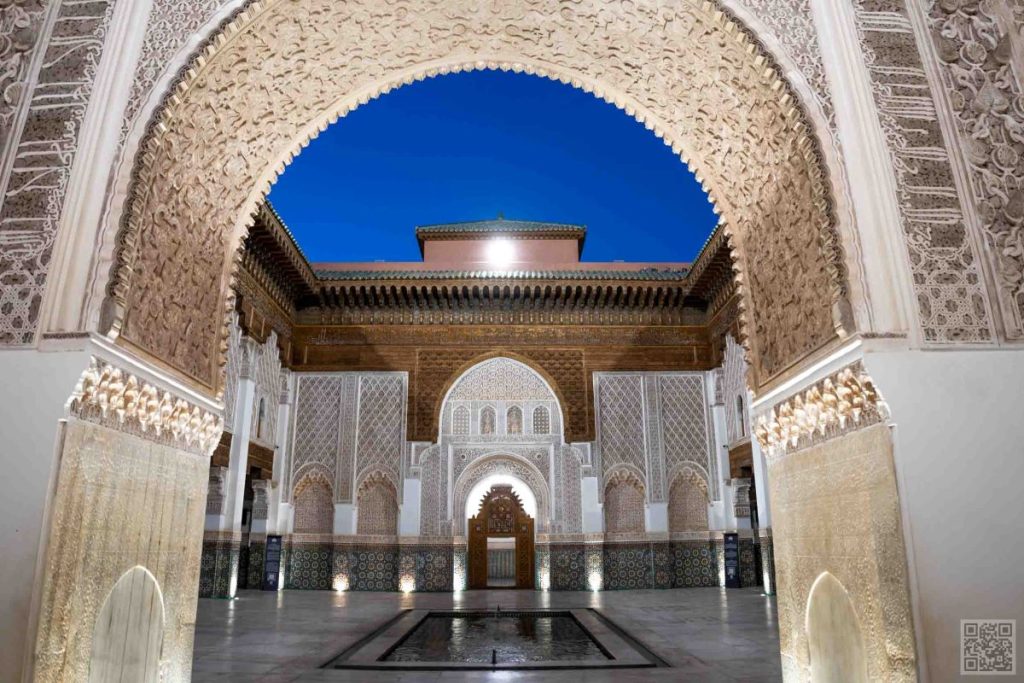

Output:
xmin=485 ymin=238 xmax=516 ymax=270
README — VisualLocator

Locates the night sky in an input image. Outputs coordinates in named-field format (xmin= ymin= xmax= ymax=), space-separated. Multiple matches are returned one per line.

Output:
xmin=268 ymin=70 xmax=718 ymax=263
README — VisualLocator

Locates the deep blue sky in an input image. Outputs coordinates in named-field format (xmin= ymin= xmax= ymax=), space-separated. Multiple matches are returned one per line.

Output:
xmin=268 ymin=71 xmax=717 ymax=263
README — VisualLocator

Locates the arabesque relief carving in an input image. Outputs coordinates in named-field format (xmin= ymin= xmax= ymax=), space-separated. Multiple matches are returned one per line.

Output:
xmin=928 ymin=0 xmax=1024 ymax=340
xmin=69 ymin=357 xmax=223 ymax=455
xmin=753 ymin=361 xmax=888 ymax=456
xmin=103 ymin=0 xmax=847 ymax=396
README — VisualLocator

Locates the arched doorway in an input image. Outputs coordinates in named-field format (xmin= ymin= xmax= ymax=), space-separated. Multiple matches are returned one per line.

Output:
xmin=29 ymin=0 xmax=924 ymax=680
xmin=467 ymin=485 xmax=535 ymax=589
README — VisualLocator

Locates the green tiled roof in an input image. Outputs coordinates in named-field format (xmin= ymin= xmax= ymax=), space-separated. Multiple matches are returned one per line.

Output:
xmin=314 ymin=268 xmax=688 ymax=281
xmin=415 ymin=218 xmax=586 ymax=237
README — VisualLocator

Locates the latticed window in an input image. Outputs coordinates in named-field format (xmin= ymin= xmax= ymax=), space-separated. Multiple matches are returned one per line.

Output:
xmin=532 ymin=406 xmax=550 ymax=434
xmin=452 ymin=405 xmax=470 ymax=435
xmin=480 ymin=406 xmax=496 ymax=435
xmin=506 ymin=405 xmax=523 ymax=434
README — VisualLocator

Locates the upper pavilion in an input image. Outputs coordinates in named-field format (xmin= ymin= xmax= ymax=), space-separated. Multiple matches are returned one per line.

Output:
xmin=235 ymin=201 xmax=738 ymax=364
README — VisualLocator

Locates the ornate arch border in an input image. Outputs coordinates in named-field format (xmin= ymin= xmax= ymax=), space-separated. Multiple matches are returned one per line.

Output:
xmin=95 ymin=0 xmax=851 ymax=400
xmin=287 ymin=462 xmax=333 ymax=503
xmin=666 ymin=462 xmax=712 ymax=496
xmin=602 ymin=463 xmax=648 ymax=502
xmin=452 ymin=453 xmax=550 ymax=535
xmin=435 ymin=351 xmax=567 ymax=439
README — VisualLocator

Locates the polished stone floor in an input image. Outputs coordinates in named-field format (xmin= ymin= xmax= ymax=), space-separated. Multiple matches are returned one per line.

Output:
xmin=192 ymin=588 xmax=781 ymax=682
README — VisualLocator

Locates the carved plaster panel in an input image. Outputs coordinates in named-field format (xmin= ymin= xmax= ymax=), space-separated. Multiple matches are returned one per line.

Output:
xmin=753 ymin=361 xmax=889 ymax=457
xmin=854 ymin=0 xmax=995 ymax=343
xmin=68 ymin=356 xmax=223 ymax=456
xmin=926 ymin=0 xmax=1024 ymax=339
xmin=354 ymin=373 xmax=407 ymax=490
xmin=104 ymin=0 xmax=846 ymax=395
xmin=452 ymin=455 xmax=551 ymax=535
xmin=0 ymin=0 xmax=115 ymax=345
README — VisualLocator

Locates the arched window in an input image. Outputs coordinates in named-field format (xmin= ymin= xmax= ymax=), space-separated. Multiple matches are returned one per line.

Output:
xmin=532 ymin=405 xmax=550 ymax=435
xmin=736 ymin=395 xmax=746 ymax=437
xmin=480 ymin=406 xmax=496 ymax=435
xmin=255 ymin=396 xmax=266 ymax=439
xmin=506 ymin=405 xmax=523 ymax=434
xmin=452 ymin=405 xmax=470 ymax=435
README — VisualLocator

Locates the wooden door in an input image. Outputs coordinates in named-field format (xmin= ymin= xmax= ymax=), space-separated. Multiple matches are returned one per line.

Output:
xmin=466 ymin=485 xmax=535 ymax=589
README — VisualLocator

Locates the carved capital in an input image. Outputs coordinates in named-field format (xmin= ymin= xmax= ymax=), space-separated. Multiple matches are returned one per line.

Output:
xmin=68 ymin=356 xmax=223 ymax=456
xmin=753 ymin=361 xmax=888 ymax=458
xmin=251 ymin=478 xmax=271 ymax=520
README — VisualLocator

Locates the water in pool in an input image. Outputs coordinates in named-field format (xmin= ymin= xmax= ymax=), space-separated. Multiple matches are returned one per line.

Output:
xmin=384 ymin=611 xmax=610 ymax=663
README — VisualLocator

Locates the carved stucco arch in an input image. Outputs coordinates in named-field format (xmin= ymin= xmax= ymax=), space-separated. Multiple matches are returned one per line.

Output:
xmin=102 ymin=0 xmax=850 ymax=397
xmin=452 ymin=453 xmax=550 ymax=535
xmin=289 ymin=463 xmax=332 ymax=502
xmin=666 ymin=462 xmax=711 ymax=496
xmin=602 ymin=463 xmax=647 ymax=501
xmin=437 ymin=354 xmax=565 ymax=436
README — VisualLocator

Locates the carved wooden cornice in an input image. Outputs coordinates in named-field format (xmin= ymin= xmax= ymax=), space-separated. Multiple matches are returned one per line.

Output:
xmin=241 ymin=203 xmax=722 ymax=327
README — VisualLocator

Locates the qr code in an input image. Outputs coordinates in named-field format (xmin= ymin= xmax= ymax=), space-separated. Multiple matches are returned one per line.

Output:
xmin=962 ymin=620 xmax=1016 ymax=675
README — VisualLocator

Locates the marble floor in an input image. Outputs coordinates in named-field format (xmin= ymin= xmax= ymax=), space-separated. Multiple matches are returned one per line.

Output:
xmin=192 ymin=588 xmax=781 ymax=682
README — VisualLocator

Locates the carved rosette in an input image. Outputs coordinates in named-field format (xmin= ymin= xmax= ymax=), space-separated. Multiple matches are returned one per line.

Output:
xmin=753 ymin=361 xmax=888 ymax=457
xmin=69 ymin=357 xmax=223 ymax=455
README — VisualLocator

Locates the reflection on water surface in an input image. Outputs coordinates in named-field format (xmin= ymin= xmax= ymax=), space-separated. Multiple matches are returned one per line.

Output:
xmin=384 ymin=612 xmax=609 ymax=663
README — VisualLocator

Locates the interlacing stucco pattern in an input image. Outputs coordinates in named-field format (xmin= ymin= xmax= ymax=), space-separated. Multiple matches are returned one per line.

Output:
xmin=104 ymin=0 xmax=845 ymax=393
xmin=927 ymin=0 xmax=1024 ymax=339
xmin=0 ymin=0 xmax=115 ymax=345
xmin=854 ymin=0 xmax=995 ymax=343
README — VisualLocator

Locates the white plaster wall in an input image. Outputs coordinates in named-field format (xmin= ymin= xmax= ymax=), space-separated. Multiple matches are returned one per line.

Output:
xmin=865 ymin=348 xmax=1024 ymax=682
xmin=0 ymin=348 xmax=89 ymax=682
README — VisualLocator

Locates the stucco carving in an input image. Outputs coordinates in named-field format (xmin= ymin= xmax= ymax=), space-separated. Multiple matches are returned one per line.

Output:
xmin=753 ymin=361 xmax=889 ymax=457
xmin=69 ymin=357 xmax=222 ymax=456
xmin=104 ymin=0 xmax=846 ymax=395
xmin=927 ymin=0 xmax=1024 ymax=340
xmin=0 ymin=1 xmax=45 ymax=144
xmin=0 ymin=0 xmax=114 ymax=345
xmin=452 ymin=454 xmax=551 ymax=534
xmin=854 ymin=0 xmax=995 ymax=343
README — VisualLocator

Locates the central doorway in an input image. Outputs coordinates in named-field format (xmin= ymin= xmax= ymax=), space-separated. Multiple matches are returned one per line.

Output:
xmin=468 ymin=485 xmax=535 ymax=589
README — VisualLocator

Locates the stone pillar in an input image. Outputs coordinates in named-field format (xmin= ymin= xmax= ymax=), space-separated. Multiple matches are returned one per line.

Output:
xmin=750 ymin=435 xmax=775 ymax=594
xmin=399 ymin=477 xmax=422 ymax=536
xmin=707 ymin=386 xmax=735 ymax=531
xmin=644 ymin=502 xmax=668 ymax=533
xmin=202 ymin=336 xmax=256 ymax=598
xmin=334 ymin=503 xmax=357 ymax=535
xmin=580 ymin=474 xmax=603 ymax=533
xmin=268 ymin=368 xmax=293 ymax=536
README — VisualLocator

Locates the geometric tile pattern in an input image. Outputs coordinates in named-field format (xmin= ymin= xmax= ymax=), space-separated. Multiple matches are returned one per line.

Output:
xmin=285 ymin=543 xmax=332 ymax=590
xmin=602 ymin=543 xmax=653 ymax=590
xmin=333 ymin=544 xmax=399 ymax=591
